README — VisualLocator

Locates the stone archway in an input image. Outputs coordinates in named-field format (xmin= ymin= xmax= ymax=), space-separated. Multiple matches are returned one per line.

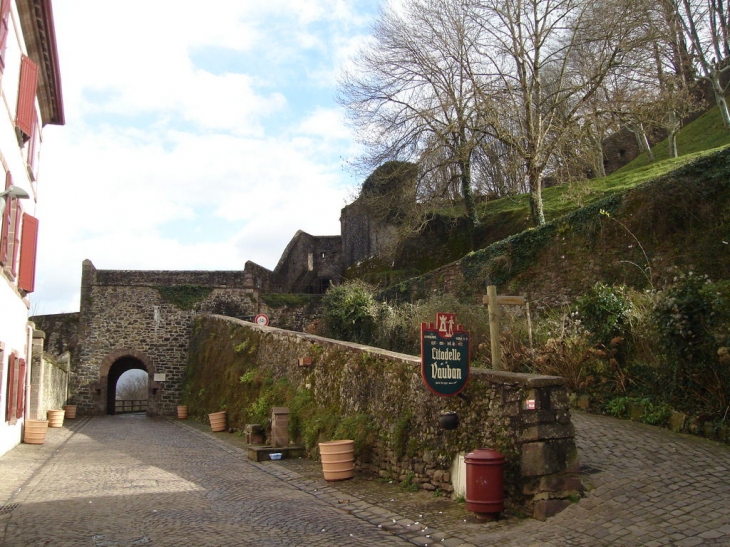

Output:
xmin=98 ymin=349 xmax=156 ymax=416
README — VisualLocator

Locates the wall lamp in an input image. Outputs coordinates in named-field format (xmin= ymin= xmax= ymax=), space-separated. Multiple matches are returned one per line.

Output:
xmin=0 ymin=185 xmax=30 ymax=217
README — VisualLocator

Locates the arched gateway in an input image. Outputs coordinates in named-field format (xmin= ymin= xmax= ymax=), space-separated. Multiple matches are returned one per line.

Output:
xmin=100 ymin=349 xmax=153 ymax=415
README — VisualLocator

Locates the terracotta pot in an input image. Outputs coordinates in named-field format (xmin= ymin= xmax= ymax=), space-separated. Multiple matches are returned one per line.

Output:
xmin=64 ymin=405 xmax=77 ymax=419
xmin=24 ymin=420 xmax=49 ymax=444
xmin=47 ymin=409 xmax=65 ymax=428
xmin=208 ymin=411 xmax=227 ymax=432
xmin=319 ymin=440 xmax=355 ymax=481
xmin=177 ymin=406 xmax=189 ymax=419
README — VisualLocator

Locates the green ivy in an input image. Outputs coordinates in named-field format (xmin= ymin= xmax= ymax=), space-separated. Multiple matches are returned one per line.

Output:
xmin=156 ymin=285 xmax=213 ymax=310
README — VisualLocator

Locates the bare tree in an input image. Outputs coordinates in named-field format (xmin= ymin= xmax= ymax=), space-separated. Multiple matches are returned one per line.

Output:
xmin=116 ymin=371 xmax=148 ymax=401
xmin=339 ymin=0 xmax=489 ymax=244
xmin=472 ymin=0 xmax=650 ymax=225
xmin=670 ymin=0 xmax=730 ymax=127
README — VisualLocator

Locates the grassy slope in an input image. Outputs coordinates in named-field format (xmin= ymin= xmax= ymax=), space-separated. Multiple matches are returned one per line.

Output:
xmin=378 ymin=105 xmax=730 ymax=306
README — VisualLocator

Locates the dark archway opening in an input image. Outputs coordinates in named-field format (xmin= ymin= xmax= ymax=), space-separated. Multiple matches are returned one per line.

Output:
xmin=107 ymin=356 xmax=148 ymax=415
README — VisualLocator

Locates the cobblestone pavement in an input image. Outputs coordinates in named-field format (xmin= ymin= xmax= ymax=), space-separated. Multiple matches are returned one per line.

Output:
xmin=1 ymin=411 xmax=730 ymax=547
xmin=0 ymin=415 xmax=410 ymax=547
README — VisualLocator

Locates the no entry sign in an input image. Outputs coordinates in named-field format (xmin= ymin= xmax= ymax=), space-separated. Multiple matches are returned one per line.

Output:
xmin=421 ymin=312 xmax=470 ymax=396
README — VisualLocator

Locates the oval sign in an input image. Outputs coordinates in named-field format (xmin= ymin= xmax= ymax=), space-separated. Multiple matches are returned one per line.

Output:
xmin=254 ymin=313 xmax=269 ymax=326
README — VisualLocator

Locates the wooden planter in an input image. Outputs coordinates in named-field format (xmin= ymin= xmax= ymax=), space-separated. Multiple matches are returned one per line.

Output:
xmin=63 ymin=405 xmax=77 ymax=419
xmin=24 ymin=420 xmax=49 ymax=444
xmin=177 ymin=406 xmax=189 ymax=419
xmin=47 ymin=409 xmax=65 ymax=428
xmin=319 ymin=440 xmax=355 ymax=481
xmin=208 ymin=411 xmax=227 ymax=432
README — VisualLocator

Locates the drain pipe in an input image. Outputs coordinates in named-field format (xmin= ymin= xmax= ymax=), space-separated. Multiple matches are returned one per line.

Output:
xmin=24 ymin=321 xmax=34 ymax=420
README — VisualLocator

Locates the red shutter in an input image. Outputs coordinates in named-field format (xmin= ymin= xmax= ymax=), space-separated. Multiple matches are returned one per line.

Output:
xmin=0 ymin=171 xmax=10 ymax=266
xmin=10 ymin=200 xmax=21 ymax=276
xmin=5 ymin=354 xmax=15 ymax=422
xmin=0 ymin=0 xmax=10 ymax=71
xmin=15 ymin=358 xmax=25 ymax=419
xmin=18 ymin=213 xmax=38 ymax=292
xmin=16 ymin=55 xmax=38 ymax=138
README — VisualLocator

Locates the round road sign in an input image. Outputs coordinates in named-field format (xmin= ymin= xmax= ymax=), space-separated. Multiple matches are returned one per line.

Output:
xmin=254 ymin=314 xmax=269 ymax=326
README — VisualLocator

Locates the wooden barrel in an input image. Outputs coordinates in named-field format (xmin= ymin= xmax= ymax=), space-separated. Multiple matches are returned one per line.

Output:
xmin=208 ymin=411 xmax=227 ymax=432
xmin=24 ymin=420 xmax=49 ymax=444
xmin=47 ymin=409 xmax=65 ymax=428
xmin=63 ymin=405 xmax=77 ymax=419
xmin=177 ymin=406 xmax=189 ymax=419
xmin=319 ymin=440 xmax=355 ymax=481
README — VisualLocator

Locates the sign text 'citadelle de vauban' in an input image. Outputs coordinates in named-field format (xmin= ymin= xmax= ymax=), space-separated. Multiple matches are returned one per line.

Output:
xmin=421 ymin=312 xmax=470 ymax=396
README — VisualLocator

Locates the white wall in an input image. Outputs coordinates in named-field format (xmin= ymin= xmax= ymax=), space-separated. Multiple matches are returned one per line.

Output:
xmin=0 ymin=1 xmax=46 ymax=457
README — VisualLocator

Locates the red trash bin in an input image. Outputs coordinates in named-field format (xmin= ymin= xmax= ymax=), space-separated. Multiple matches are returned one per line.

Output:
xmin=465 ymin=448 xmax=505 ymax=519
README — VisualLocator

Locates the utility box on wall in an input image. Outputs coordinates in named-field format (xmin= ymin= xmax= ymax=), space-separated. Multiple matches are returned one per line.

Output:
xmin=271 ymin=407 xmax=289 ymax=447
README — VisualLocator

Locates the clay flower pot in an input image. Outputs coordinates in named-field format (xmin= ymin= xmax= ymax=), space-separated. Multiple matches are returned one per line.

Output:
xmin=208 ymin=411 xmax=227 ymax=432
xmin=319 ymin=440 xmax=355 ymax=481
xmin=47 ymin=409 xmax=65 ymax=428
xmin=63 ymin=405 xmax=77 ymax=419
xmin=24 ymin=420 xmax=49 ymax=444
xmin=177 ymin=405 xmax=189 ymax=419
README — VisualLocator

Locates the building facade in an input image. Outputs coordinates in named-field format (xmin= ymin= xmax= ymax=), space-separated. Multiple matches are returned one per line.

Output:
xmin=0 ymin=0 xmax=63 ymax=456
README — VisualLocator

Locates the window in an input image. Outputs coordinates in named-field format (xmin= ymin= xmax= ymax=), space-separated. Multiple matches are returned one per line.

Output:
xmin=18 ymin=213 xmax=39 ymax=292
xmin=26 ymin=112 xmax=40 ymax=180
xmin=5 ymin=353 xmax=25 ymax=424
xmin=0 ymin=0 xmax=10 ymax=72
xmin=0 ymin=172 xmax=11 ymax=268
xmin=15 ymin=55 xmax=38 ymax=141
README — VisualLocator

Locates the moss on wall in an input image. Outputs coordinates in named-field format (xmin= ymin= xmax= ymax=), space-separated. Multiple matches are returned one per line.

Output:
xmin=184 ymin=314 xmax=579 ymax=514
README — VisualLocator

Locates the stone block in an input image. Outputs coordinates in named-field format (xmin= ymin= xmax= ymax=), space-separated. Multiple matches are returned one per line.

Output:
xmin=521 ymin=422 xmax=575 ymax=442
xmin=521 ymin=440 xmax=576 ymax=477
xmin=533 ymin=499 xmax=571 ymax=521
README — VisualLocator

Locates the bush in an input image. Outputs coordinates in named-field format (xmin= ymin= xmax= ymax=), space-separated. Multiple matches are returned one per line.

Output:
xmin=576 ymin=283 xmax=634 ymax=345
xmin=652 ymin=273 xmax=729 ymax=413
xmin=322 ymin=281 xmax=379 ymax=343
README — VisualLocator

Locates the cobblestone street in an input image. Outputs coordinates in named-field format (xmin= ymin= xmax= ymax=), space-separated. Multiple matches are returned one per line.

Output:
xmin=1 ymin=411 xmax=729 ymax=547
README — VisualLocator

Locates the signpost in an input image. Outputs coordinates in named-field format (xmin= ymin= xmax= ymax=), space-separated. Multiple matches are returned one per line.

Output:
xmin=421 ymin=312 xmax=470 ymax=396
xmin=254 ymin=314 xmax=269 ymax=326
xmin=482 ymin=285 xmax=531 ymax=370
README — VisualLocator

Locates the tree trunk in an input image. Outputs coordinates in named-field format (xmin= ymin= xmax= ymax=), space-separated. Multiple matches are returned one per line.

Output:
xmin=632 ymin=126 xmax=655 ymax=162
xmin=712 ymin=77 xmax=730 ymax=128
xmin=460 ymin=156 xmax=477 ymax=250
xmin=668 ymin=130 xmax=679 ymax=158
xmin=528 ymin=166 xmax=545 ymax=226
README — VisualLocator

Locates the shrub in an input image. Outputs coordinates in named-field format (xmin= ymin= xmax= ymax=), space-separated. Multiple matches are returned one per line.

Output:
xmin=576 ymin=283 xmax=634 ymax=345
xmin=322 ymin=281 xmax=379 ymax=343
xmin=652 ymin=273 xmax=729 ymax=413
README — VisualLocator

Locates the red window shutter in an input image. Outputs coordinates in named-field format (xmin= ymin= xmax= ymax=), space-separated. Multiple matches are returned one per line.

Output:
xmin=0 ymin=0 xmax=10 ymax=71
xmin=16 ymin=55 xmax=38 ymax=138
xmin=18 ymin=213 xmax=38 ymax=292
xmin=15 ymin=358 xmax=25 ymax=419
xmin=10 ymin=200 xmax=21 ymax=276
xmin=5 ymin=354 xmax=15 ymax=422
xmin=0 ymin=172 xmax=10 ymax=266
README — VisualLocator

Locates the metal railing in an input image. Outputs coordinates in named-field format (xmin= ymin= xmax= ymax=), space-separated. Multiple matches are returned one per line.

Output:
xmin=115 ymin=399 xmax=148 ymax=414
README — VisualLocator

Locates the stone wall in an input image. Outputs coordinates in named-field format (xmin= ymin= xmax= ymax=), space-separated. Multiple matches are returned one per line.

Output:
xmin=72 ymin=260 xmax=258 ymax=416
xmin=28 ymin=330 xmax=69 ymax=420
xmin=188 ymin=314 xmax=581 ymax=519
xmin=272 ymin=230 xmax=343 ymax=293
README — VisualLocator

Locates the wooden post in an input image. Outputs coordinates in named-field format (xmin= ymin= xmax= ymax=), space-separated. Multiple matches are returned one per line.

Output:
xmin=487 ymin=285 xmax=502 ymax=370
xmin=483 ymin=288 xmax=531 ymax=368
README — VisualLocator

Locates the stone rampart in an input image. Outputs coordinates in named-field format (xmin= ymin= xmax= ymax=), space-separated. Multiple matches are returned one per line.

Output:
xmin=188 ymin=314 xmax=581 ymax=519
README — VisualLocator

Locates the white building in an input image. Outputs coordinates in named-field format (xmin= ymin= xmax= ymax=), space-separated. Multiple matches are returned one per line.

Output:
xmin=0 ymin=0 xmax=63 ymax=457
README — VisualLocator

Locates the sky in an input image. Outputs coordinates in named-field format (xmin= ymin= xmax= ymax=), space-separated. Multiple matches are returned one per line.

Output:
xmin=32 ymin=0 xmax=382 ymax=315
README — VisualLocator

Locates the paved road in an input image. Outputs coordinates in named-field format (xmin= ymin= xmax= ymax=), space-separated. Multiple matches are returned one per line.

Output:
xmin=1 ymin=411 xmax=729 ymax=547
xmin=0 ymin=415 xmax=409 ymax=547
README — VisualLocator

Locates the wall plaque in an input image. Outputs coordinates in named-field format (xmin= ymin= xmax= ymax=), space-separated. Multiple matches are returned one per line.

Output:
xmin=421 ymin=312 xmax=470 ymax=396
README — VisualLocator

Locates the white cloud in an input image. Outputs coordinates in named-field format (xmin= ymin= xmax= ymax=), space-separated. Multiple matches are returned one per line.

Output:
xmin=32 ymin=1 xmax=377 ymax=314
